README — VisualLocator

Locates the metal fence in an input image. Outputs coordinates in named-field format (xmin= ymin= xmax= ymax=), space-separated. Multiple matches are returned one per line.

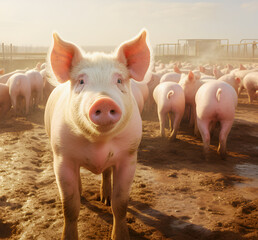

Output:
xmin=155 ymin=39 xmax=258 ymax=62
xmin=0 ymin=43 xmax=47 ymax=72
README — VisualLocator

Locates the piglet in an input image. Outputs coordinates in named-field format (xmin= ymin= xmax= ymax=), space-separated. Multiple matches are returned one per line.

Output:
xmin=153 ymin=82 xmax=185 ymax=140
xmin=44 ymin=30 xmax=151 ymax=240
xmin=7 ymin=73 xmax=31 ymax=116
xmin=243 ymin=71 xmax=258 ymax=102
xmin=26 ymin=69 xmax=44 ymax=109
xmin=195 ymin=80 xmax=238 ymax=160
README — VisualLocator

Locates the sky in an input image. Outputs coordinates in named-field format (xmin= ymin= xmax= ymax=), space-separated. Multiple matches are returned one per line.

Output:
xmin=1 ymin=0 xmax=258 ymax=49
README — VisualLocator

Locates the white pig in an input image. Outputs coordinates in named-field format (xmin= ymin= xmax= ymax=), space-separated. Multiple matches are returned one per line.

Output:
xmin=242 ymin=71 xmax=258 ymax=102
xmin=218 ymin=74 xmax=241 ymax=93
xmin=179 ymin=71 xmax=203 ymax=128
xmin=153 ymin=82 xmax=185 ymax=140
xmin=0 ymin=68 xmax=28 ymax=84
xmin=160 ymin=72 xmax=181 ymax=83
xmin=44 ymin=30 xmax=151 ymax=240
xmin=195 ymin=80 xmax=238 ymax=160
xmin=7 ymin=73 xmax=31 ymax=115
xmin=26 ymin=69 xmax=44 ymax=109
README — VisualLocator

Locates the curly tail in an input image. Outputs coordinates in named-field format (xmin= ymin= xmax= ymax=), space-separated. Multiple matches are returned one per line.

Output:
xmin=216 ymin=88 xmax=222 ymax=102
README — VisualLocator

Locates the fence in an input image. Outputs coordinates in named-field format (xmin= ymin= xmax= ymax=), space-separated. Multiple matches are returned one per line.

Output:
xmin=155 ymin=39 xmax=258 ymax=62
xmin=0 ymin=43 xmax=47 ymax=72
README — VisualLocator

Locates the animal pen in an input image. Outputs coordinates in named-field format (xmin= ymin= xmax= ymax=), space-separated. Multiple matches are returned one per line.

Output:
xmin=155 ymin=39 xmax=258 ymax=63
xmin=1 ymin=39 xmax=258 ymax=72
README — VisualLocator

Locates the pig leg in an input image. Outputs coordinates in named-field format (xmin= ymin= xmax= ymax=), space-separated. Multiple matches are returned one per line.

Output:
xmin=100 ymin=167 xmax=112 ymax=206
xmin=189 ymin=104 xmax=196 ymax=127
xmin=11 ymin=96 xmax=17 ymax=116
xmin=168 ymin=112 xmax=174 ymax=132
xmin=111 ymin=157 xmax=136 ymax=240
xmin=247 ymin=88 xmax=256 ymax=103
xmin=194 ymin=116 xmax=200 ymax=137
xmin=197 ymin=119 xmax=210 ymax=160
xmin=158 ymin=110 xmax=166 ymax=137
xmin=169 ymin=113 xmax=182 ymax=141
xmin=25 ymin=95 xmax=30 ymax=115
xmin=54 ymin=156 xmax=80 ymax=240
xmin=217 ymin=120 xmax=233 ymax=160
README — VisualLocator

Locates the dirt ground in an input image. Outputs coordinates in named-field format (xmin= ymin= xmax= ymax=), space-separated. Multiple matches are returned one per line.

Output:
xmin=0 ymin=90 xmax=257 ymax=240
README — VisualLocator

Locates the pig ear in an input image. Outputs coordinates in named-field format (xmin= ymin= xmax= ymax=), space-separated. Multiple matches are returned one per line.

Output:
xmin=188 ymin=71 xmax=195 ymax=81
xmin=239 ymin=64 xmax=246 ymax=70
xmin=174 ymin=65 xmax=181 ymax=74
xmin=50 ymin=33 xmax=83 ymax=83
xmin=235 ymin=77 xmax=241 ymax=85
xmin=116 ymin=30 xmax=151 ymax=82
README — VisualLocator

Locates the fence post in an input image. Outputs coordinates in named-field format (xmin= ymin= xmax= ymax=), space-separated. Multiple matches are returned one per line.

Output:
xmin=10 ymin=43 xmax=13 ymax=70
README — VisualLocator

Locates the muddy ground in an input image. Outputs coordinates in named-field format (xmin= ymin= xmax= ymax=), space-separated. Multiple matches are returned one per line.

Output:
xmin=0 ymin=90 xmax=257 ymax=240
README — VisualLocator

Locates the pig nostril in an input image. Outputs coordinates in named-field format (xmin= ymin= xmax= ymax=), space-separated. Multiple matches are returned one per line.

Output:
xmin=96 ymin=110 xmax=101 ymax=115
xmin=110 ymin=109 xmax=115 ymax=115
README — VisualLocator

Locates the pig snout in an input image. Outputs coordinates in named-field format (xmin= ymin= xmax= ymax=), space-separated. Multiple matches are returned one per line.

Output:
xmin=89 ymin=97 xmax=122 ymax=126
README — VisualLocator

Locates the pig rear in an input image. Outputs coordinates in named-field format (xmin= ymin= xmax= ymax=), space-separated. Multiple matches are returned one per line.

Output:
xmin=195 ymin=80 xmax=237 ymax=160
xmin=7 ymin=73 xmax=31 ymax=116
xmin=153 ymin=81 xmax=185 ymax=140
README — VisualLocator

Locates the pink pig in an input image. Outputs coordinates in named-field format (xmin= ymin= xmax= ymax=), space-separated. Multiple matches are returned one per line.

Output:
xmin=0 ymin=83 xmax=11 ymax=120
xmin=153 ymin=82 xmax=185 ymax=140
xmin=160 ymin=72 xmax=181 ymax=83
xmin=195 ymin=80 xmax=238 ymax=160
xmin=243 ymin=71 xmax=258 ymax=102
xmin=0 ymin=69 xmax=28 ymax=84
xmin=44 ymin=30 xmax=151 ymax=240
xmin=26 ymin=69 xmax=44 ymax=109
xmin=7 ymin=73 xmax=31 ymax=115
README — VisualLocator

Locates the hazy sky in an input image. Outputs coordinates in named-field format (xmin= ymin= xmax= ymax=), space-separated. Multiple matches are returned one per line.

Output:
xmin=1 ymin=0 xmax=258 ymax=48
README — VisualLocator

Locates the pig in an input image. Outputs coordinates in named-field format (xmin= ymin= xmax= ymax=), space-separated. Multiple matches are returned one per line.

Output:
xmin=160 ymin=72 xmax=181 ymax=83
xmin=26 ymin=69 xmax=44 ymax=109
xmin=179 ymin=71 xmax=203 ymax=128
xmin=213 ymin=66 xmax=224 ymax=79
xmin=0 ymin=83 xmax=11 ymax=120
xmin=0 ymin=68 xmax=28 ymax=84
xmin=220 ymin=64 xmax=234 ymax=75
xmin=218 ymin=74 xmax=241 ymax=93
xmin=7 ymin=73 xmax=31 ymax=115
xmin=242 ymin=71 xmax=258 ymax=102
xmin=231 ymin=67 xmax=258 ymax=95
xmin=0 ymin=68 xmax=5 ymax=75
xmin=153 ymin=82 xmax=185 ymax=140
xmin=145 ymin=69 xmax=169 ymax=113
xmin=40 ymin=68 xmax=56 ymax=103
xmin=44 ymin=30 xmax=151 ymax=240
xmin=195 ymin=80 xmax=238 ymax=160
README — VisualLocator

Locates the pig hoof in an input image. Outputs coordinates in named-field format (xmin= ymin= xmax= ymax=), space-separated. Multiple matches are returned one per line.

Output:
xmin=168 ymin=135 xmax=176 ymax=141
xmin=101 ymin=196 xmax=111 ymax=206
xmin=220 ymin=152 xmax=227 ymax=160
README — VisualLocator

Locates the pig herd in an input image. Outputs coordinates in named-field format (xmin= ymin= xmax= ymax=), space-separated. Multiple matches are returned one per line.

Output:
xmin=1 ymin=30 xmax=258 ymax=240
xmin=0 ymin=62 xmax=55 ymax=118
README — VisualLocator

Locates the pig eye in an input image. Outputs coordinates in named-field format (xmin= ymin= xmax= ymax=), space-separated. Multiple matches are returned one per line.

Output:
xmin=79 ymin=79 xmax=84 ymax=84
xmin=117 ymin=79 xmax=122 ymax=84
